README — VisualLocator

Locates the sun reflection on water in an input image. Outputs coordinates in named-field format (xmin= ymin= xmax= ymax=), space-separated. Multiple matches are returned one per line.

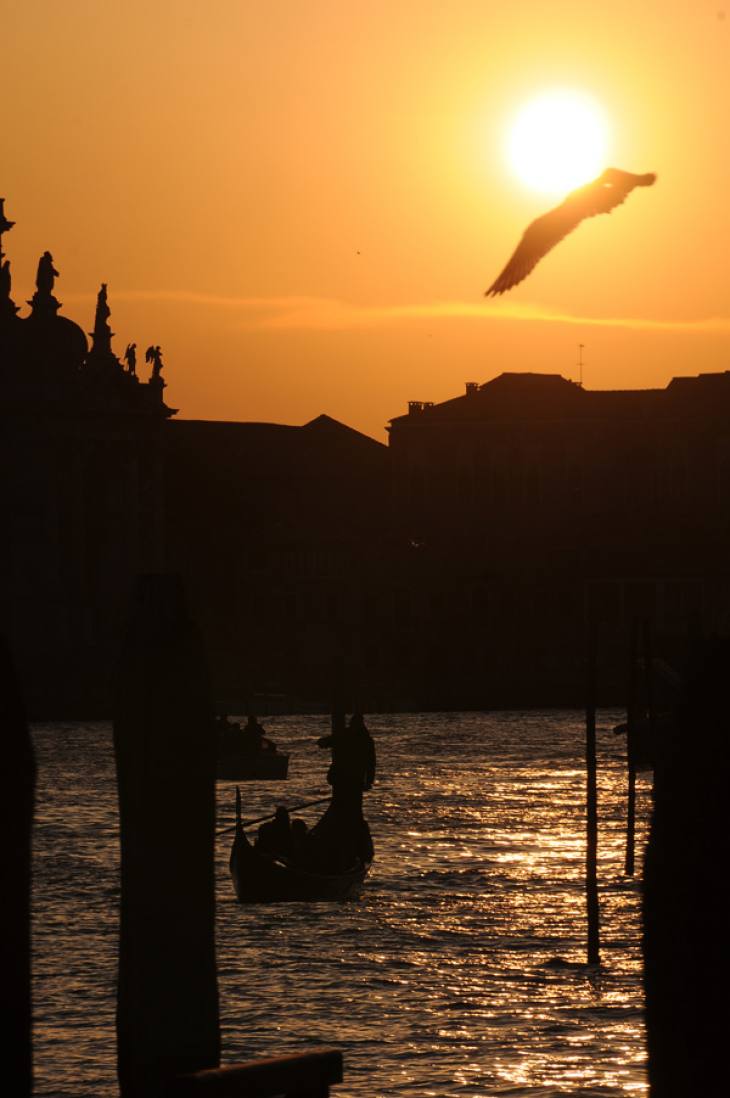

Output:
xmin=31 ymin=711 xmax=650 ymax=1096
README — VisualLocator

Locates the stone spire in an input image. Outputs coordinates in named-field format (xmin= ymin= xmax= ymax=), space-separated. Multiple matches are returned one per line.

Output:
xmin=90 ymin=282 xmax=114 ymax=356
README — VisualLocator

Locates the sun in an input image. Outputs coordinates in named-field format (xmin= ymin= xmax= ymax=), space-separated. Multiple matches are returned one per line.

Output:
xmin=506 ymin=90 xmax=610 ymax=197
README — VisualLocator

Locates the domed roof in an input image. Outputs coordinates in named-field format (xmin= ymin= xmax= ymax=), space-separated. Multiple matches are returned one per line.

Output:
xmin=15 ymin=251 xmax=88 ymax=380
xmin=21 ymin=307 xmax=89 ymax=375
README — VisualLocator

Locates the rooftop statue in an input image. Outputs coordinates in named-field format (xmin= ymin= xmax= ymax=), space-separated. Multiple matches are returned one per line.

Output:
xmin=88 ymin=281 xmax=115 ymax=358
xmin=36 ymin=251 xmax=59 ymax=296
xmin=27 ymin=249 xmax=63 ymax=318
xmin=96 ymin=282 xmax=111 ymax=323
xmin=145 ymin=344 xmax=164 ymax=379
xmin=0 ymin=200 xmax=18 ymax=317
xmin=0 ymin=197 xmax=14 ymax=243
xmin=0 ymin=258 xmax=18 ymax=318
xmin=0 ymin=197 xmax=14 ymax=256
xmin=124 ymin=342 xmax=137 ymax=376
xmin=0 ymin=259 xmax=11 ymax=299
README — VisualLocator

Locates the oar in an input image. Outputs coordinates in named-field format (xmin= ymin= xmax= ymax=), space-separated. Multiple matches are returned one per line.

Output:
xmin=216 ymin=794 xmax=331 ymax=837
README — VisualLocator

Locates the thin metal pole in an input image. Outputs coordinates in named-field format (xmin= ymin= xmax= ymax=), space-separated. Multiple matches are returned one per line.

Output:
xmin=585 ymin=619 xmax=601 ymax=965
xmin=643 ymin=616 xmax=656 ymax=777
xmin=625 ymin=619 xmax=638 ymax=876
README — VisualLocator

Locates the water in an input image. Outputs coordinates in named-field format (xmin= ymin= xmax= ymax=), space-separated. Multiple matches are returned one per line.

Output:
xmin=31 ymin=711 xmax=651 ymax=1096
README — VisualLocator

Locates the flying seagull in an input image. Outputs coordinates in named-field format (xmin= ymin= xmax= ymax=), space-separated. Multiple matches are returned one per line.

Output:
xmin=485 ymin=168 xmax=656 ymax=296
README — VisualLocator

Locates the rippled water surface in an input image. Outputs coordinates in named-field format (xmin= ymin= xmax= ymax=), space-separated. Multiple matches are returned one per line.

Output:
xmin=31 ymin=711 xmax=651 ymax=1096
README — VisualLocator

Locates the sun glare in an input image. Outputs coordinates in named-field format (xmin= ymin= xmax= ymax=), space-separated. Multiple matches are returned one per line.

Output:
xmin=506 ymin=90 xmax=610 ymax=197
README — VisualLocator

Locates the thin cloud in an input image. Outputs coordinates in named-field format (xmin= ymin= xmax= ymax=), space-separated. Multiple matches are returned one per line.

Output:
xmin=254 ymin=299 xmax=730 ymax=334
xmin=62 ymin=289 xmax=730 ymax=335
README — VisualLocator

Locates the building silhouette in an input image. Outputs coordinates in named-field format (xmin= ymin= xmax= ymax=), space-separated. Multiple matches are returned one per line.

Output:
xmin=0 ymin=204 xmax=173 ymax=713
xmin=3 ymin=201 xmax=728 ymax=713
xmin=388 ymin=372 xmax=730 ymax=702
xmin=164 ymin=415 xmax=389 ymax=707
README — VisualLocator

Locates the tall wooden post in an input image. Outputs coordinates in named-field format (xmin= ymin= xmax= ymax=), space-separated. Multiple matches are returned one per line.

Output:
xmin=625 ymin=619 xmax=639 ymax=876
xmin=585 ymin=620 xmax=600 ymax=966
xmin=0 ymin=638 xmax=35 ymax=1098
xmin=643 ymin=639 xmax=726 ymax=1095
xmin=114 ymin=575 xmax=220 ymax=1097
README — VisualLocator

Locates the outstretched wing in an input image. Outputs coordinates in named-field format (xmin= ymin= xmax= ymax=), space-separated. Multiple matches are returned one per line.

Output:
xmin=485 ymin=169 xmax=656 ymax=297
xmin=485 ymin=204 xmax=583 ymax=296
xmin=575 ymin=169 xmax=657 ymax=220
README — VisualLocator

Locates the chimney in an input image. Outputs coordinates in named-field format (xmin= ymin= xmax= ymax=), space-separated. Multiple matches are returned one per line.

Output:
xmin=465 ymin=382 xmax=479 ymax=397
xmin=408 ymin=401 xmax=424 ymax=415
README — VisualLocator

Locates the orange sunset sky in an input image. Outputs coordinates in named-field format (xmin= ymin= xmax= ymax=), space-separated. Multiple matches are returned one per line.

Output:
xmin=4 ymin=2 xmax=730 ymax=439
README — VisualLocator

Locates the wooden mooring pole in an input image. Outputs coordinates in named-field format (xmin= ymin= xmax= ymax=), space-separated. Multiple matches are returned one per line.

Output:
xmin=114 ymin=575 xmax=220 ymax=1097
xmin=585 ymin=621 xmax=600 ymax=966
xmin=115 ymin=576 xmax=347 ymax=1097
xmin=0 ymin=638 xmax=35 ymax=1098
xmin=643 ymin=638 xmax=727 ymax=1095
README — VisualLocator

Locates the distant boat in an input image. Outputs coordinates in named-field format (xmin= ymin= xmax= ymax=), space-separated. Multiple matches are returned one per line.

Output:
xmin=229 ymin=793 xmax=372 ymax=903
xmin=216 ymin=715 xmax=289 ymax=781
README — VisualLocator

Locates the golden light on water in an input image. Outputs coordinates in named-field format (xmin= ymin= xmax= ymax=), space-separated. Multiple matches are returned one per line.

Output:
xmin=506 ymin=90 xmax=611 ymax=196
xmin=32 ymin=714 xmax=651 ymax=1095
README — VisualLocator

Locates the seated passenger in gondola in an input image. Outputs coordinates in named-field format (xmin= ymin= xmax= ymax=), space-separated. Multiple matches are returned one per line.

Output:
xmin=290 ymin=818 xmax=309 ymax=862
xmin=255 ymin=805 xmax=292 ymax=859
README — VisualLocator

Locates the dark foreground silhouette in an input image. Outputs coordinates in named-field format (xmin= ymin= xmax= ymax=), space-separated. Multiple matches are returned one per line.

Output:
xmin=485 ymin=167 xmax=656 ymax=295
xmin=642 ymin=638 xmax=728 ymax=1096
xmin=112 ymin=575 xmax=344 ymax=1092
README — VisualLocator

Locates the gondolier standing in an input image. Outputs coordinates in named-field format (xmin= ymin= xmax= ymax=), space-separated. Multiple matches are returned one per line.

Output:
xmin=318 ymin=712 xmax=376 ymax=808
xmin=316 ymin=711 xmax=376 ymax=862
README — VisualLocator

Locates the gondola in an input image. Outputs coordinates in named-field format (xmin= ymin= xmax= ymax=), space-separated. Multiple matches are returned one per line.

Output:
xmin=229 ymin=793 xmax=372 ymax=903
xmin=216 ymin=716 xmax=289 ymax=781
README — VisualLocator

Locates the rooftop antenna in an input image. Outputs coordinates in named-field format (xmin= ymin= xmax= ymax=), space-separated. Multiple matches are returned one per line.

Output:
xmin=577 ymin=343 xmax=585 ymax=388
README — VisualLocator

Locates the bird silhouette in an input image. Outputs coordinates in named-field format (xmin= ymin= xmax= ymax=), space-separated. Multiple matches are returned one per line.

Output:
xmin=485 ymin=168 xmax=656 ymax=296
